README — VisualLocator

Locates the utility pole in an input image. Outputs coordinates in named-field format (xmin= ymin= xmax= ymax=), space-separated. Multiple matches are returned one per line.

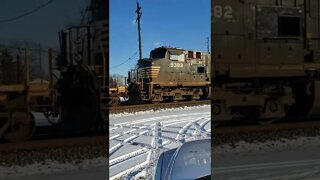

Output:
xmin=39 ymin=43 xmax=42 ymax=83
xmin=136 ymin=2 xmax=142 ymax=65
xmin=136 ymin=1 xmax=143 ymax=90
xmin=207 ymin=37 xmax=210 ymax=53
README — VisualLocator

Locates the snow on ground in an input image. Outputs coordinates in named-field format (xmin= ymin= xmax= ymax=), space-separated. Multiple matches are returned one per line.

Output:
xmin=109 ymin=105 xmax=211 ymax=179
xmin=213 ymin=135 xmax=320 ymax=179
xmin=214 ymin=136 xmax=320 ymax=155
xmin=0 ymin=157 xmax=107 ymax=179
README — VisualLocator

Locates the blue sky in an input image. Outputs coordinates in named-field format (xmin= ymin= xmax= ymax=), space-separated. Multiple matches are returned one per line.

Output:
xmin=110 ymin=0 xmax=210 ymax=76
xmin=0 ymin=0 xmax=88 ymax=49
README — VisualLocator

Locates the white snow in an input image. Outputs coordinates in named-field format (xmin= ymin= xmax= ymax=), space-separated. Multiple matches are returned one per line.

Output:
xmin=213 ymin=136 xmax=320 ymax=155
xmin=213 ymin=135 xmax=320 ymax=180
xmin=0 ymin=157 xmax=107 ymax=179
xmin=109 ymin=105 xmax=211 ymax=179
xmin=109 ymin=105 xmax=210 ymax=118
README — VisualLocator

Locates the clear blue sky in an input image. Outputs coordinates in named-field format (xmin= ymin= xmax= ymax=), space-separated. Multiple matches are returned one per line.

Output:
xmin=110 ymin=0 xmax=210 ymax=76
xmin=0 ymin=0 xmax=88 ymax=49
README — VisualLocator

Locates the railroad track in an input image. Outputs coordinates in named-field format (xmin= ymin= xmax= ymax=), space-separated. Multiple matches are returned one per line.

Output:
xmin=214 ymin=118 xmax=320 ymax=135
xmin=0 ymin=135 xmax=106 ymax=152
xmin=109 ymin=100 xmax=210 ymax=114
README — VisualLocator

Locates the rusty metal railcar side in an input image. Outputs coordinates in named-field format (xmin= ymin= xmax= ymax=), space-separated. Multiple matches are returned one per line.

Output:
xmin=0 ymin=49 xmax=53 ymax=142
xmin=212 ymin=0 xmax=320 ymax=124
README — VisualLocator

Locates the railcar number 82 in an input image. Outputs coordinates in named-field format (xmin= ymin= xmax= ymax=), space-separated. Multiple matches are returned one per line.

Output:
xmin=213 ymin=5 xmax=233 ymax=19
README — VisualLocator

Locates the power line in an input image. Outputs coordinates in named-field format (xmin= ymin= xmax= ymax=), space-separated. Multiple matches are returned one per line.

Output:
xmin=0 ymin=0 xmax=55 ymax=23
xmin=79 ymin=0 xmax=91 ymax=25
xmin=110 ymin=50 xmax=139 ymax=69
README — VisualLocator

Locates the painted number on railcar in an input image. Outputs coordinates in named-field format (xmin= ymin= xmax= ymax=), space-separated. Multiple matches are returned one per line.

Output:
xmin=214 ymin=5 xmax=233 ymax=19
xmin=170 ymin=62 xmax=183 ymax=68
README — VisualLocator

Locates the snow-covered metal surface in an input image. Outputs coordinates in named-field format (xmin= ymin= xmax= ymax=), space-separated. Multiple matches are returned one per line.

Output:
xmin=154 ymin=148 xmax=177 ymax=180
xmin=163 ymin=139 xmax=211 ymax=180
xmin=109 ymin=105 xmax=211 ymax=179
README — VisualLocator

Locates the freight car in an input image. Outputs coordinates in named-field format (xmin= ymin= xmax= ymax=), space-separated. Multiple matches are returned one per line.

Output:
xmin=109 ymin=86 xmax=126 ymax=106
xmin=0 ymin=0 xmax=107 ymax=142
xmin=0 ymin=50 xmax=52 ymax=142
xmin=127 ymin=46 xmax=211 ymax=104
xmin=212 ymin=0 xmax=320 ymax=124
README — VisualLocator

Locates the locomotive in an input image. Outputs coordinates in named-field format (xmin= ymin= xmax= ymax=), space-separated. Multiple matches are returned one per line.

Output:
xmin=127 ymin=46 xmax=211 ymax=104
xmin=212 ymin=0 xmax=320 ymax=124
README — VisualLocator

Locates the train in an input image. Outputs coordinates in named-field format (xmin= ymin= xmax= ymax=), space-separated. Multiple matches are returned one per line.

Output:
xmin=0 ymin=25 xmax=107 ymax=142
xmin=0 ymin=0 xmax=108 ymax=142
xmin=212 ymin=0 xmax=320 ymax=125
xmin=126 ymin=46 xmax=211 ymax=104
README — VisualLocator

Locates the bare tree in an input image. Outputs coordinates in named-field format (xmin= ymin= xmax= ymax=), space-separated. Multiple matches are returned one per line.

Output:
xmin=110 ymin=74 xmax=125 ymax=88
xmin=8 ymin=40 xmax=49 ymax=81
xmin=0 ymin=48 xmax=18 ymax=84
xmin=109 ymin=77 xmax=117 ymax=88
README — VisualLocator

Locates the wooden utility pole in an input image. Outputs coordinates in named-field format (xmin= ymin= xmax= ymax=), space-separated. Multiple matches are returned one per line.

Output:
xmin=136 ymin=1 xmax=143 ymax=89
xmin=136 ymin=2 xmax=142 ymax=64
xmin=207 ymin=37 xmax=210 ymax=53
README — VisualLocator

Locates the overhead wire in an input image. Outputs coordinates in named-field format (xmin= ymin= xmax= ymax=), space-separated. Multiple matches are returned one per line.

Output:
xmin=79 ymin=0 xmax=91 ymax=25
xmin=0 ymin=0 xmax=55 ymax=23
xmin=110 ymin=50 xmax=139 ymax=69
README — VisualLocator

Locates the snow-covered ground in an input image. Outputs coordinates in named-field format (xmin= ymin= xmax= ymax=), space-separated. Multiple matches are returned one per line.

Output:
xmin=109 ymin=105 xmax=211 ymax=179
xmin=213 ymin=136 xmax=320 ymax=179
xmin=1 ymin=157 xmax=107 ymax=179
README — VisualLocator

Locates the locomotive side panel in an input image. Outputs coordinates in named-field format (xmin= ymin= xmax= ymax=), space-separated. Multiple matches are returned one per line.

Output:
xmin=212 ymin=0 xmax=320 ymax=123
xmin=255 ymin=5 xmax=305 ymax=77
xmin=213 ymin=0 xmax=308 ymax=79
xmin=213 ymin=0 xmax=251 ymax=77
xmin=153 ymin=55 xmax=208 ymax=86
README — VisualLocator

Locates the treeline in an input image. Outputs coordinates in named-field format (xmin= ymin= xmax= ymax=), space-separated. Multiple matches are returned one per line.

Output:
xmin=0 ymin=48 xmax=22 ymax=84
xmin=109 ymin=74 xmax=126 ymax=88
xmin=0 ymin=41 xmax=50 ymax=84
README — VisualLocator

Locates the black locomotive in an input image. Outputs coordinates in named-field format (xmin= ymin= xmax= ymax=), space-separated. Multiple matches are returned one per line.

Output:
xmin=212 ymin=0 xmax=320 ymax=124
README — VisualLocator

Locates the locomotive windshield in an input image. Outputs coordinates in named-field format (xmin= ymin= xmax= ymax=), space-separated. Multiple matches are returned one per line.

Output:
xmin=169 ymin=50 xmax=185 ymax=61
xmin=150 ymin=48 xmax=166 ymax=59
